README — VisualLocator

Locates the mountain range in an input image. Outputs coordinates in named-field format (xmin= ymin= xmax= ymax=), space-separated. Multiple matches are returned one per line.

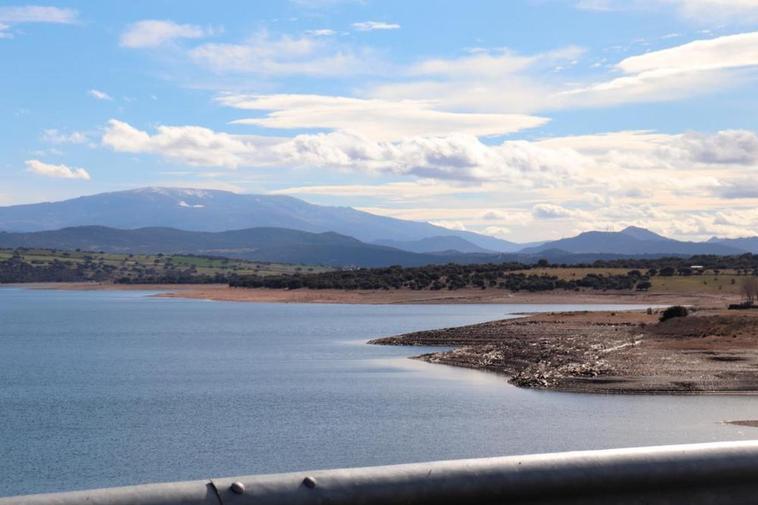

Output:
xmin=0 ymin=187 xmax=520 ymax=252
xmin=0 ymin=226 xmax=478 ymax=267
xmin=0 ymin=188 xmax=757 ymax=266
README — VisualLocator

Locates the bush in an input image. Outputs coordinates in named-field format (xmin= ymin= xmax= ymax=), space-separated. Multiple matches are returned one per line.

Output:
xmin=659 ymin=305 xmax=689 ymax=322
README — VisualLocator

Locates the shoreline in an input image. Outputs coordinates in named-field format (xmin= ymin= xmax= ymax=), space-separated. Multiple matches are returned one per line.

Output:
xmin=3 ymin=282 xmax=733 ymax=306
xmin=370 ymin=308 xmax=758 ymax=395
xmin=8 ymin=282 xmax=758 ymax=395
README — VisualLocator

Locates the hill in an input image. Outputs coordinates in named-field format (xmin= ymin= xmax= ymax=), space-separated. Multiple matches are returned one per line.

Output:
xmin=372 ymin=236 xmax=494 ymax=254
xmin=0 ymin=187 xmax=521 ymax=252
xmin=0 ymin=226 xmax=501 ymax=268
xmin=709 ymin=236 xmax=758 ymax=254
xmin=522 ymin=226 xmax=745 ymax=256
xmin=0 ymin=248 xmax=326 ymax=284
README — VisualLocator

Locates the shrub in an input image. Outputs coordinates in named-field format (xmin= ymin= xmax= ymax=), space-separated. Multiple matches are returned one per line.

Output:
xmin=659 ymin=305 xmax=689 ymax=322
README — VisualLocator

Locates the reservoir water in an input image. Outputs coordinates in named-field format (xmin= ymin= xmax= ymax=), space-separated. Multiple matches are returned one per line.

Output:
xmin=1 ymin=288 xmax=758 ymax=497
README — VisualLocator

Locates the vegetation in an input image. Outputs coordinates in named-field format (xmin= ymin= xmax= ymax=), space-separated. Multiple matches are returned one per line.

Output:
xmin=230 ymin=254 xmax=758 ymax=293
xmin=0 ymin=248 xmax=329 ymax=284
xmin=230 ymin=263 xmax=651 ymax=292
xmin=659 ymin=306 xmax=689 ymax=322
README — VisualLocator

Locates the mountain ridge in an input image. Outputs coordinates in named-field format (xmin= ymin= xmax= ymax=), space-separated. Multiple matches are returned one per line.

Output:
xmin=0 ymin=187 xmax=522 ymax=252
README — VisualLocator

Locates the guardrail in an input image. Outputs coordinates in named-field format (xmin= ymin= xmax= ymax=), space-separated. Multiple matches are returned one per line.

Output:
xmin=3 ymin=441 xmax=758 ymax=504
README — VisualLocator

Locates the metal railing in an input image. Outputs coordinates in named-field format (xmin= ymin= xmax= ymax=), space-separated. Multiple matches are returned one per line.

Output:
xmin=3 ymin=441 xmax=758 ymax=504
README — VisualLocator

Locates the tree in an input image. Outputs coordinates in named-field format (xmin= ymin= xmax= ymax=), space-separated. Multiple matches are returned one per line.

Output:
xmin=660 ymin=306 xmax=688 ymax=322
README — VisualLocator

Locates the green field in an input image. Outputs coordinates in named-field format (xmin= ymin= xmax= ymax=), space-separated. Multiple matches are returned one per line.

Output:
xmin=0 ymin=248 xmax=331 ymax=282
xmin=520 ymin=267 xmax=747 ymax=295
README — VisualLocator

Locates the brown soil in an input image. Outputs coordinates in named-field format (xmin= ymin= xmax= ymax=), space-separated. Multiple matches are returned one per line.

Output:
xmin=13 ymin=282 xmax=734 ymax=306
xmin=370 ymin=308 xmax=758 ymax=394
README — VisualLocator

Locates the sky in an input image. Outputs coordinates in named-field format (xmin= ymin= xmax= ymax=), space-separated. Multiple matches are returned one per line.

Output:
xmin=1 ymin=0 xmax=758 ymax=243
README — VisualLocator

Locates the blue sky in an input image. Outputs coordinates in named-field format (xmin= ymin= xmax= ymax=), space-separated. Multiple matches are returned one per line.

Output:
xmin=1 ymin=0 xmax=758 ymax=241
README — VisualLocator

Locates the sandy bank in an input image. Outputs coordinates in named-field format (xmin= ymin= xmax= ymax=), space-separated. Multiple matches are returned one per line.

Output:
xmin=7 ymin=282 xmax=732 ymax=306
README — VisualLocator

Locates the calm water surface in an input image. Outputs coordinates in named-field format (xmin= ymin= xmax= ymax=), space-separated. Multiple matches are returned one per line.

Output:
xmin=1 ymin=288 xmax=758 ymax=497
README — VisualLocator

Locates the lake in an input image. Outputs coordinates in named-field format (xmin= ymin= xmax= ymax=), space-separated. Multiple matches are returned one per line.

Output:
xmin=1 ymin=288 xmax=757 ymax=497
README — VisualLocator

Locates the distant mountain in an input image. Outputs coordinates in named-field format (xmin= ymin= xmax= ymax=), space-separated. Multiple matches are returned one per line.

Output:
xmin=0 ymin=226 xmax=453 ymax=268
xmin=0 ymin=226 xmax=531 ymax=268
xmin=709 ymin=236 xmax=758 ymax=254
xmin=617 ymin=225 xmax=668 ymax=242
xmin=1 ymin=225 xmax=742 ymax=268
xmin=372 ymin=235 xmax=494 ymax=254
xmin=0 ymin=187 xmax=522 ymax=252
xmin=521 ymin=226 xmax=745 ymax=256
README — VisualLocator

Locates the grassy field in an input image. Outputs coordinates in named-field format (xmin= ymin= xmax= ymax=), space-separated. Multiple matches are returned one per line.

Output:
xmin=514 ymin=267 xmax=632 ymax=279
xmin=519 ymin=267 xmax=747 ymax=295
xmin=0 ymin=248 xmax=331 ymax=278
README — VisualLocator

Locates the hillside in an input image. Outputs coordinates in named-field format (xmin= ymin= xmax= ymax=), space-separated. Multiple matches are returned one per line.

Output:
xmin=522 ymin=226 xmax=745 ymax=256
xmin=372 ymin=236 xmax=494 ymax=254
xmin=709 ymin=236 xmax=758 ymax=254
xmin=0 ymin=226 xmax=499 ymax=268
xmin=0 ymin=187 xmax=521 ymax=252
xmin=0 ymin=248 xmax=327 ymax=284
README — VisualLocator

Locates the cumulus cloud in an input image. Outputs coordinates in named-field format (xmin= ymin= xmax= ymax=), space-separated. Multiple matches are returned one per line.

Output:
xmin=533 ymin=203 xmax=577 ymax=219
xmin=101 ymin=118 xmax=758 ymax=196
xmin=352 ymin=21 xmax=400 ymax=31
xmin=220 ymin=93 xmax=548 ymax=141
xmin=88 ymin=89 xmax=112 ymax=101
xmin=120 ymin=19 xmax=212 ymax=48
xmin=101 ymin=119 xmax=262 ymax=168
xmin=98 ymin=118 xmax=758 ymax=239
xmin=25 ymin=159 xmax=90 ymax=180
xmin=679 ymin=129 xmax=758 ymax=164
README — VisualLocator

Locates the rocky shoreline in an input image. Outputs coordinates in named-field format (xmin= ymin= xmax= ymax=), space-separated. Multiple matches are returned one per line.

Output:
xmin=370 ymin=308 xmax=758 ymax=394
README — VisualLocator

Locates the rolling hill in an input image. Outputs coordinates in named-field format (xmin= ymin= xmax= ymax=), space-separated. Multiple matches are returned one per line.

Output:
xmin=372 ymin=236 xmax=495 ymax=254
xmin=0 ymin=226 xmax=502 ymax=268
xmin=521 ymin=226 xmax=745 ymax=256
xmin=708 ymin=236 xmax=758 ymax=254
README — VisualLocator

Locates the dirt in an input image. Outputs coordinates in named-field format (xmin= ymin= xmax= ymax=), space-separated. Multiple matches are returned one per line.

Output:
xmin=13 ymin=282 xmax=735 ymax=306
xmin=369 ymin=308 xmax=758 ymax=394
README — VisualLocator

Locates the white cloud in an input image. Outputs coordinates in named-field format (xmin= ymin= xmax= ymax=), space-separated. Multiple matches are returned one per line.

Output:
xmin=679 ymin=129 xmax=758 ymax=164
xmin=25 ymin=159 xmax=90 ymax=180
xmin=99 ymin=119 xmax=758 ymax=239
xmin=558 ymin=32 xmax=758 ymax=107
xmin=120 ymin=20 xmax=212 ymax=48
xmin=352 ymin=21 xmax=400 ymax=31
xmin=574 ymin=0 xmax=758 ymax=23
xmin=369 ymin=46 xmax=584 ymax=114
xmin=101 ymin=119 xmax=262 ymax=168
xmin=271 ymin=180 xmax=488 ymax=199
xmin=429 ymin=220 xmax=467 ymax=231
xmin=0 ymin=5 xmax=77 ymax=38
xmin=673 ymin=0 xmax=758 ymax=23
xmin=189 ymin=30 xmax=375 ymax=76
xmin=0 ymin=5 xmax=77 ymax=24
xmin=305 ymin=28 xmax=336 ymax=36
xmin=533 ymin=203 xmax=577 ymax=219
xmin=219 ymin=93 xmax=548 ymax=141
xmin=88 ymin=89 xmax=113 ymax=101
xmin=42 ymin=129 xmax=89 ymax=144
